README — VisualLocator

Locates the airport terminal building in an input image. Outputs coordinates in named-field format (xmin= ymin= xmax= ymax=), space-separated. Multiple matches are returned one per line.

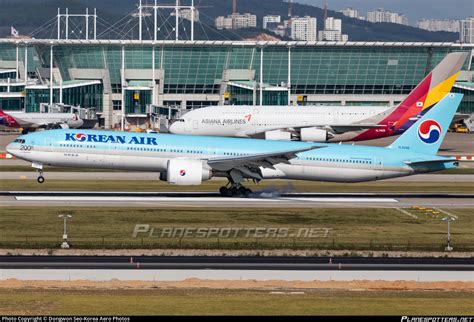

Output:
xmin=0 ymin=39 xmax=473 ymax=129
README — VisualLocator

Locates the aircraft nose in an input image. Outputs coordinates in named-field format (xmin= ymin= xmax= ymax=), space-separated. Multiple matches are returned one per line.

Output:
xmin=168 ymin=121 xmax=181 ymax=134
xmin=6 ymin=142 xmax=16 ymax=156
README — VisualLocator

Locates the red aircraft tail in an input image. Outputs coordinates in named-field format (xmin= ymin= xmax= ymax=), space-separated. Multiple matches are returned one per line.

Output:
xmin=352 ymin=52 xmax=468 ymax=141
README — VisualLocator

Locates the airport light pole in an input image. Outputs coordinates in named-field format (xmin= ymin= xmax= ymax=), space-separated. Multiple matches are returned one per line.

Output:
xmin=442 ymin=216 xmax=456 ymax=251
xmin=259 ymin=45 xmax=264 ymax=106
xmin=15 ymin=43 xmax=19 ymax=82
xmin=49 ymin=43 xmax=54 ymax=108
xmin=121 ymin=44 xmax=125 ymax=131
xmin=58 ymin=214 xmax=72 ymax=249
xmin=287 ymin=45 xmax=291 ymax=106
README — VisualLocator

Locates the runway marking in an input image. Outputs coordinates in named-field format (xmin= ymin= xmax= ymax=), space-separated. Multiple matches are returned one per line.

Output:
xmin=433 ymin=208 xmax=459 ymax=219
xmin=14 ymin=196 xmax=399 ymax=203
xmin=396 ymin=208 xmax=418 ymax=219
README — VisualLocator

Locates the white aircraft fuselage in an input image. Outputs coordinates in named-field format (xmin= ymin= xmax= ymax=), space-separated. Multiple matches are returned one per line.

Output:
xmin=169 ymin=105 xmax=391 ymax=141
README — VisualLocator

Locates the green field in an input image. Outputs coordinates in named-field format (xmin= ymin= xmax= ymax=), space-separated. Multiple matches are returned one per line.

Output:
xmin=1 ymin=207 xmax=472 ymax=251
xmin=0 ymin=289 xmax=472 ymax=315
xmin=1 ymin=179 xmax=474 ymax=193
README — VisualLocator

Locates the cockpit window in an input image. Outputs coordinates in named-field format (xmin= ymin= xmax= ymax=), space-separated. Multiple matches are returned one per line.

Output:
xmin=169 ymin=119 xmax=185 ymax=125
xmin=13 ymin=139 xmax=25 ymax=143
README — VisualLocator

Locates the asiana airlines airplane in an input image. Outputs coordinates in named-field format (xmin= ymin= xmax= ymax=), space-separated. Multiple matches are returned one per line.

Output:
xmin=7 ymin=93 xmax=462 ymax=197
xmin=169 ymin=52 xmax=467 ymax=143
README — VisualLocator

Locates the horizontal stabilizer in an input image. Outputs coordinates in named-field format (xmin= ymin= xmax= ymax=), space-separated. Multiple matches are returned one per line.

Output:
xmin=404 ymin=158 xmax=457 ymax=166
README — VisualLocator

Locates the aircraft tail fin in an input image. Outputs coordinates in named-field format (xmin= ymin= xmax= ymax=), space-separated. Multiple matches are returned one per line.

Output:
xmin=0 ymin=108 xmax=6 ymax=125
xmin=388 ymin=93 xmax=463 ymax=155
xmin=351 ymin=52 xmax=467 ymax=142
xmin=389 ymin=52 xmax=468 ymax=131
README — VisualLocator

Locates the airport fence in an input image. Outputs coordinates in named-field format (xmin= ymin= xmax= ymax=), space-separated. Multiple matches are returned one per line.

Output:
xmin=1 ymin=236 xmax=473 ymax=252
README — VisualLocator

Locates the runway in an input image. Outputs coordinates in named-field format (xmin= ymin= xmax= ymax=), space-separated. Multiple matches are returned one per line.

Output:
xmin=1 ymin=255 xmax=472 ymax=270
xmin=1 ymin=256 xmax=473 ymax=282
xmin=0 ymin=191 xmax=473 ymax=208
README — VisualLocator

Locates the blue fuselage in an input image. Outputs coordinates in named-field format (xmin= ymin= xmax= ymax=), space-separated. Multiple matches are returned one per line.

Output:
xmin=6 ymin=129 xmax=457 ymax=183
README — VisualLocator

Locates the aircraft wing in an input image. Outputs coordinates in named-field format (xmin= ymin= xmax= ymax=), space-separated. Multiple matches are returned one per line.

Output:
xmin=452 ymin=113 xmax=471 ymax=124
xmin=205 ymin=146 xmax=324 ymax=181
xmin=326 ymin=124 xmax=385 ymax=134
xmin=245 ymin=124 xmax=384 ymax=138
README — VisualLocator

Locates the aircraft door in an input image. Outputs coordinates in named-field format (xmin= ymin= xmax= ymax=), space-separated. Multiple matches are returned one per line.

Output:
xmin=44 ymin=137 xmax=54 ymax=152
xmin=374 ymin=157 xmax=383 ymax=170
xmin=373 ymin=157 xmax=383 ymax=180
xmin=333 ymin=110 xmax=340 ymax=123
xmin=184 ymin=119 xmax=192 ymax=132
xmin=193 ymin=120 xmax=199 ymax=131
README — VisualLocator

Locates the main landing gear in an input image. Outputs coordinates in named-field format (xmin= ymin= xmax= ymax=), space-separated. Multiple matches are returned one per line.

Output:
xmin=219 ymin=170 xmax=255 ymax=197
xmin=219 ymin=184 xmax=253 ymax=198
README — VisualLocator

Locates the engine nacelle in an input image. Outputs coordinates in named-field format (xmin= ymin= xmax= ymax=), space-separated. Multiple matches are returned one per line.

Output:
xmin=66 ymin=119 xmax=84 ymax=128
xmin=165 ymin=159 xmax=212 ymax=185
xmin=57 ymin=123 xmax=69 ymax=129
xmin=265 ymin=130 xmax=292 ymax=141
xmin=300 ymin=127 xmax=329 ymax=142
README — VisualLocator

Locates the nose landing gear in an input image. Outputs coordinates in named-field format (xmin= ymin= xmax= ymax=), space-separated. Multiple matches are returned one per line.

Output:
xmin=32 ymin=163 xmax=45 ymax=184
xmin=37 ymin=170 xmax=45 ymax=184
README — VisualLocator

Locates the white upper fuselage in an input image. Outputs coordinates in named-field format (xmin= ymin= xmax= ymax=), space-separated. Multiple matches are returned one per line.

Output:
xmin=169 ymin=105 xmax=390 ymax=137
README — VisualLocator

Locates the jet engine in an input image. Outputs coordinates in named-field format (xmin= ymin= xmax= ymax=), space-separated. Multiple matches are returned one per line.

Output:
xmin=299 ymin=128 xmax=330 ymax=142
xmin=57 ymin=123 xmax=70 ymax=129
xmin=66 ymin=118 xmax=84 ymax=129
xmin=161 ymin=159 xmax=212 ymax=185
xmin=264 ymin=130 xmax=292 ymax=141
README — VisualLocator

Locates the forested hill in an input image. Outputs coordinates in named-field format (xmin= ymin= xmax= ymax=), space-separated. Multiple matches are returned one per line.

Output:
xmin=0 ymin=0 xmax=459 ymax=42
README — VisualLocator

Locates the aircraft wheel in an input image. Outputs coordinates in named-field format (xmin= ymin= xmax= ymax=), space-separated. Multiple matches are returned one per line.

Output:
xmin=219 ymin=186 xmax=231 ymax=197
xmin=37 ymin=176 xmax=45 ymax=184
xmin=238 ymin=187 xmax=251 ymax=197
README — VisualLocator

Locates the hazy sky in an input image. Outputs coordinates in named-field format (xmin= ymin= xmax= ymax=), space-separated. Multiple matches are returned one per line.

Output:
xmin=295 ymin=0 xmax=474 ymax=22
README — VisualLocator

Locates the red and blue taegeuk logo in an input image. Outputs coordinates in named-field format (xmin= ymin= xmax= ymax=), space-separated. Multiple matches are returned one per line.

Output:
xmin=74 ymin=133 xmax=88 ymax=142
xmin=418 ymin=120 xmax=441 ymax=144
xmin=179 ymin=169 xmax=186 ymax=176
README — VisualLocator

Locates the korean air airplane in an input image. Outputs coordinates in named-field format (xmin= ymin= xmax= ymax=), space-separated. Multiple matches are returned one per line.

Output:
xmin=6 ymin=93 xmax=462 ymax=197
xmin=169 ymin=52 xmax=467 ymax=143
